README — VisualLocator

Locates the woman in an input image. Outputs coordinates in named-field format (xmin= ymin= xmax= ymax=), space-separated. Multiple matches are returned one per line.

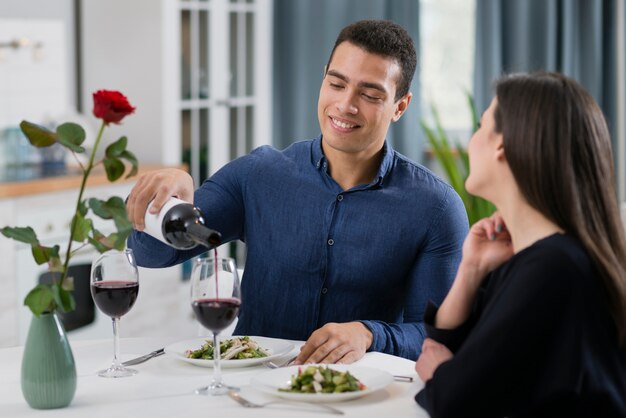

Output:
xmin=415 ymin=72 xmax=626 ymax=417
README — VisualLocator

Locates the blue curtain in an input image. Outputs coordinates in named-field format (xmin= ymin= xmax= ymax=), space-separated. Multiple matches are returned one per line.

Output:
xmin=474 ymin=0 xmax=618 ymax=141
xmin=272 ymin=0 xmax=422 ymax=161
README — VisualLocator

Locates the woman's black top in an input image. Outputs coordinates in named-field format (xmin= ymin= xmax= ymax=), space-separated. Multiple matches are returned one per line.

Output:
xmin=416 ymin=234 xmax=626 ymax=417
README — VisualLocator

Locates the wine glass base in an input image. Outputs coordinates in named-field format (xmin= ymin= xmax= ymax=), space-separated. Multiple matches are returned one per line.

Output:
xmin=195 ymin=383 xmax=239 ymax=396
xmin=97 ymin=365 xmax=138 ymax=378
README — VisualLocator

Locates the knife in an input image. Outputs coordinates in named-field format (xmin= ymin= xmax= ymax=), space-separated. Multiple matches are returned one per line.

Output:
xmin=122 ymin=348 xmax=165 ymax=366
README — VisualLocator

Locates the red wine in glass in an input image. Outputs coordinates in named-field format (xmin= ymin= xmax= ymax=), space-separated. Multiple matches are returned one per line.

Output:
xmin=190 ymin=255 xmax=241 ymax=395
xmin=91 ymin=281 xmax=139 ymax=318
xmin=90 ymin=249 xmax=140 ymax=378
xmin=191 ymin=298 xmax=240 ymax=333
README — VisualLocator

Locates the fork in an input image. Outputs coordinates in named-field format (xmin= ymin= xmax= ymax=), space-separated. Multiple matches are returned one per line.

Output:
xmin=228 ymin=390 xmax=344 ymax=415
xmin=263 ymin=355 xmax=298 ymax=369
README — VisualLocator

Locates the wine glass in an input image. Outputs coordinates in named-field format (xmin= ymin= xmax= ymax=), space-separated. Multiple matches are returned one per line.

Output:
xmin=90 ymin=248 xmax=140 ymax=378
xmin=190 ymin=254 xmax=241 ymax=395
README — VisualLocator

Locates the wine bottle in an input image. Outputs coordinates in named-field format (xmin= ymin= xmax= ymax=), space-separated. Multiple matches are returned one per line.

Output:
xmin=143 ymin=197 xmax=222 ymax=250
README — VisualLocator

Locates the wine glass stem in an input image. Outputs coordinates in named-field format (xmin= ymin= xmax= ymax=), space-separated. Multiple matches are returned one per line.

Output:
xmin=112 ymin=317 xmax=122 ymax=368
xmin=212 ymin=332 xmax=221 ymax=385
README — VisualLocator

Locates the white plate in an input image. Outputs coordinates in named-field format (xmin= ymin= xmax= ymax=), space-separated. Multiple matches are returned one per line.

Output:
xmin=250 ymin=364 xmax=394 ymax=402
xmin=164 ymin=336 xmax=294 ymax=368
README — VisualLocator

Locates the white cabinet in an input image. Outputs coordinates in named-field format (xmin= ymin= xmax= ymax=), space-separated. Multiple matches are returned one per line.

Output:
xmin=81 ymin=0 xmax=272 ymax=264
xmin=81 ymin=0 xmax=273 ymax=176
xmin=0 ymin=181 xmax=197 ymax=348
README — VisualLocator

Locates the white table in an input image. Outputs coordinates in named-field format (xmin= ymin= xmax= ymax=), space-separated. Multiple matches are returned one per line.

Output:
xmin=0 ymin=337 xmax=429 ymax=417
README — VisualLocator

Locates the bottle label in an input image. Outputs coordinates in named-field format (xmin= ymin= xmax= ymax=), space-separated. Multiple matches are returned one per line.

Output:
xmin=143 ymin=197 xmax=187 ymax=245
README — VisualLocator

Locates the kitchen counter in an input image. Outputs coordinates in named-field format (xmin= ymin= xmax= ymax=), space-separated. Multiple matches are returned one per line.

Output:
xmin=0 ymin=164 xmax=181 ymax=198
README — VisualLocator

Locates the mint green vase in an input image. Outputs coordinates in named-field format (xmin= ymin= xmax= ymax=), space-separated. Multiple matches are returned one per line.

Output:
xmin=21 ymin=312 xmax=77 ymax=409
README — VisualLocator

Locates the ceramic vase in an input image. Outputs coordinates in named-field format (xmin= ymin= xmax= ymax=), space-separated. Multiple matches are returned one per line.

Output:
xmin=21 ymin=312 xmax=77 ymax=409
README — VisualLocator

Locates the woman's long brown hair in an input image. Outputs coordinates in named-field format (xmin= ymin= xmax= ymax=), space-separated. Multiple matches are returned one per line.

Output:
xmin=494 ymin=71 xmax=626 ymax=347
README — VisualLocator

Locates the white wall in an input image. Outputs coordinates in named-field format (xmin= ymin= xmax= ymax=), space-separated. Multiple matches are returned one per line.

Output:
xmin=81 ymin=0 xmax=174 ymax=165
xmin=0 ymin=0 xmax=76 ymax=110
xmin=0 ymin=19 xmax=68 ymax=129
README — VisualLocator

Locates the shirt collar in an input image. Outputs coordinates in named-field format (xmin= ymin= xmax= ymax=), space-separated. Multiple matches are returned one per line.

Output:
xmin=311 ymin=135 xmax=395 ymax=188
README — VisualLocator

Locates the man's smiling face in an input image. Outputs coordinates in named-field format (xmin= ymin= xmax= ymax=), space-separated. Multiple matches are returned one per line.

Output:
xmin=317 ymin=41 xmax=410 ymax=159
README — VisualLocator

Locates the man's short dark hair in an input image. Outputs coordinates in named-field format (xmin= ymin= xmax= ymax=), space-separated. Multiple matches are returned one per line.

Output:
xmin=326 ymin=20 xmax=417 ymax=101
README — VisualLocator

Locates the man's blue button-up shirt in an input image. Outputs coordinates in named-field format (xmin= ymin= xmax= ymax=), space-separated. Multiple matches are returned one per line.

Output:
xmin=128 ymin=137 xmax=469 ymax=359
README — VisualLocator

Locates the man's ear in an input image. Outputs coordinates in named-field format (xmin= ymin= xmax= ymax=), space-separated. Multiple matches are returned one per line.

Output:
xmin=392 ymin=92 xmax=412 ymax=122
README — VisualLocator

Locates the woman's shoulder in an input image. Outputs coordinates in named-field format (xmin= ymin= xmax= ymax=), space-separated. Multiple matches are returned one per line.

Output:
xmin=502 ymin=233 xmax=597 ymax=292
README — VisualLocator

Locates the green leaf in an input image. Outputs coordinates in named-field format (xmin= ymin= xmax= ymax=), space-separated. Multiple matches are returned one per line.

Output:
xmin=31 ymin=244 xmax=60 ymax=265
xmin=421 ymin=96 xmax=496 ymax=225
xmin=56 ymin=122 xmax=86 ymax=153
xmin=88 ymin=230 xmax=115 ymax=253
xmin=88 ymin=196 xmax=126 ymax=219
xmin=24 ymin=284 xmax=55 ymax=317
xmin=88 ymin=198 xmax=111 ymax=219
xmin=88 ymin=197 xmax=132 ymax=245
xmin=103 ymin=157 xmax=125 ymax=182
xmin=465 ymin=90 xmax=480 ymax=133
xmin=78 ymin=199 xmax=88 ymax=217
xmin=109 ymin=232 xmax=129 ymax=250
xmin=103 ymin=197 xmax=132 ymax=235
xmin=120 ymin=150 xmax=139 ymax=178
xmin=52 ymin=284 xmax=76 ymax=313
xmin=71 ymin=213 xmax=92 ymax=242
xmin=105 ymin=136 xmax=128 ymax=158
xmin=1 ymin=226 xmax=39 ymax=245
xmin=19 ymin=120 xmax=57 ymax=147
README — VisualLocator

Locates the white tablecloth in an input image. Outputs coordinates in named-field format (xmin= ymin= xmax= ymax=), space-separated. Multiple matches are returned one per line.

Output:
xmin=0 ymin=337 xmax=429 ymax=417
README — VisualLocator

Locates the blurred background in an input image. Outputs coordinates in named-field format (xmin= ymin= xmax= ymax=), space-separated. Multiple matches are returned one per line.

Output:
xmin=0 ymin=0 xmax=625 ymax=346
xmin=2 ymin=0 xmax=623 ymax=194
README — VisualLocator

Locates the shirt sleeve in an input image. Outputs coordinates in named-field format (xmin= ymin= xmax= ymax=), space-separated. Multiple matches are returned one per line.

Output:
xmin=362 ymin=186 xmax=469 ymax=359
xmin=128 ymin=152 xmax=251 ymax=268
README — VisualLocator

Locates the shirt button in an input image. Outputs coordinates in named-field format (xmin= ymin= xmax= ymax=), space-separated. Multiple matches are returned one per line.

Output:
xmin=337 ymin=194 xmax=343 ymax=201
xmin=321 ymin=287 xmax=328 ymax=294
xmin=327 ymin=239 xmax=334 ymax=246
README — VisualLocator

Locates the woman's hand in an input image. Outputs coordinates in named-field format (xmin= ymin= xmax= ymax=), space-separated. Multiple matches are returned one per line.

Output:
xmin=433 ymin=212 xmax=513 ymax=330
xmin=126 ymin=168 xmax=194 ymax=230
xmin=415 ymin=338 xmax=453 ymax=382
xmin=460 ymin=212 xmax=514 ymax=286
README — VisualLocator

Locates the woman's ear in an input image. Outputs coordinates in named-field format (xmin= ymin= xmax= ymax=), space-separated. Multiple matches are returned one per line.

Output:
xmin=494 ymin=133 xmax=506 ymax=162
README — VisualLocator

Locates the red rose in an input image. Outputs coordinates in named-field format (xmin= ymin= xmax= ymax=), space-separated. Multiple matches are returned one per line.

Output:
xmin=92 ymin=90 xmax=136 ymax=125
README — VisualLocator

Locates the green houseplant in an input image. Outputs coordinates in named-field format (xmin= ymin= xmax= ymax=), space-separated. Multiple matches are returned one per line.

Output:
xmin=421 ymin=94 xmax=495 ymax=225
xmin=1 ymin=90 xmax=138 ymax=409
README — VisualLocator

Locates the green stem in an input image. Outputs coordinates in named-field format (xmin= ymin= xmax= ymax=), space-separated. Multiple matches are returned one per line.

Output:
xmin=59 ymin=120 xmax=107 ymax=288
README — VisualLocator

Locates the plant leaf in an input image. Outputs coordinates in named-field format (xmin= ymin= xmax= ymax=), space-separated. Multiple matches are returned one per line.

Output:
xmin=105 ymin=196 xmax=132 ymax=232
xmin=88 ymin=196 xmax=126 ymax=219
xmin=56 ymin=122 xmax=86 ymax=153
xmin=103 ymin=157 xmax=125 ymax=181
xmin=88 ymin=229 xmax=115 ymax=253
xmin=78 ymin=199 xmax=88 ymax=216
xmin=24 ymin=284 xmax=55 ymax=317
xmin=120 ymin=150 xmax=139 ymax=178
xmin=421 ymin=97 xmax=496 ymax=225
xmin=19 ymin=121 xmax=57 ymax=147
xmin=88 ymin=198 xmax=111 ymax=219
xmin=31 ymin=244 xmax=60 ymax=265
xmin=52 ymin=284 xmax=76 ymax=313
xmin=105 ymin=136 xmax=128 ymax=158
xmin=71 ymin=213 xmax=92 ymax=242
xmin=1 ymin=226 xmax=39 ymax=245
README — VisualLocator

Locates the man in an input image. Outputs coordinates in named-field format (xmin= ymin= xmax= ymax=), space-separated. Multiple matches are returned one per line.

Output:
xmin=126 ymin=19 xmax=468 ymax=363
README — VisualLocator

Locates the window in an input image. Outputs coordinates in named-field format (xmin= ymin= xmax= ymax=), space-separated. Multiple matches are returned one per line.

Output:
xmin=420 ymin=0 xmax=476 ymax=145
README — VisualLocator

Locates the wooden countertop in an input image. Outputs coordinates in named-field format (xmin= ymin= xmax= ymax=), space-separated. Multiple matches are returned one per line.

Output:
xmin=0 ymin=164 xmax=181 ymax=198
